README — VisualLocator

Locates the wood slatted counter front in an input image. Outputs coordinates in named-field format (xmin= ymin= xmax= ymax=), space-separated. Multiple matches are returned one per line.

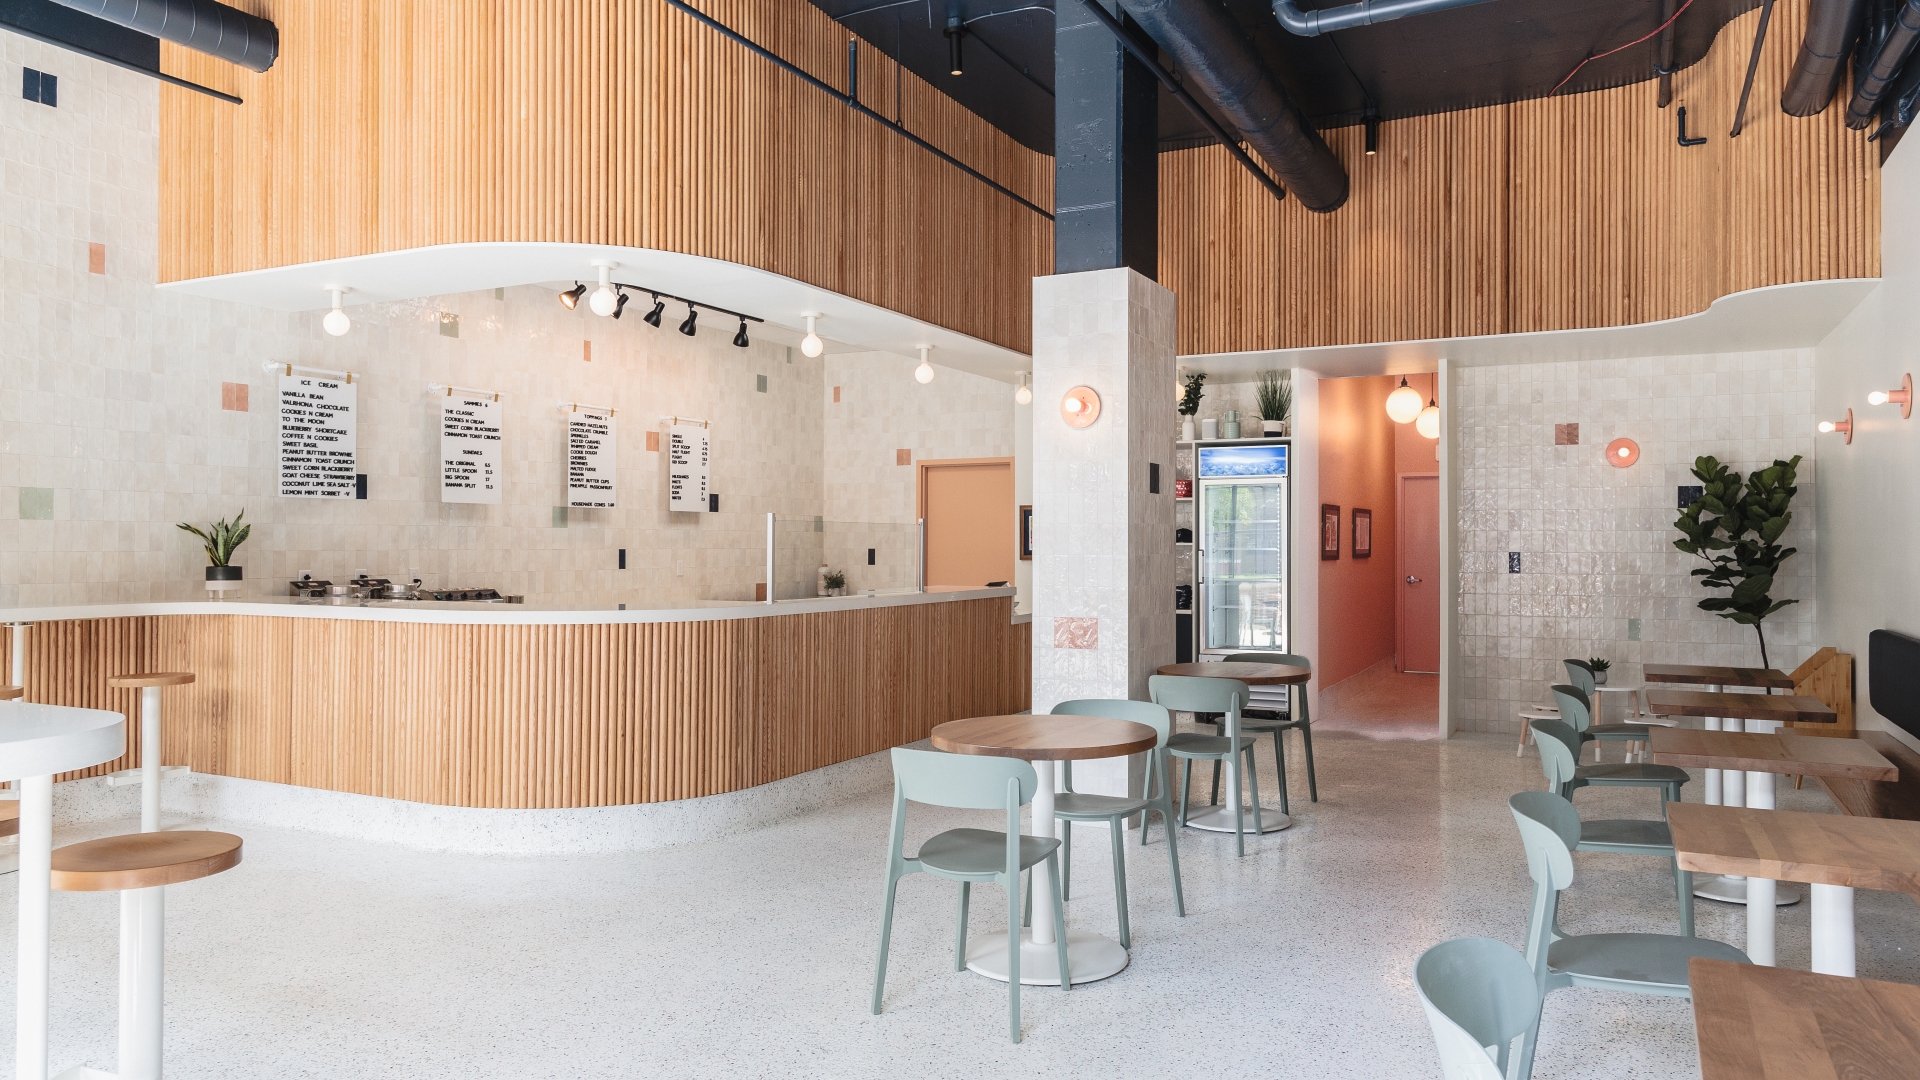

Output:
xmin=0 ymin=590 xmax=1029 ymax=809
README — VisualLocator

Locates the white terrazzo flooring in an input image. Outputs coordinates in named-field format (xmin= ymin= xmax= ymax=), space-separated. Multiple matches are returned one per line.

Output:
xmin=2 ymin=731 xmax=1917 ymax=1079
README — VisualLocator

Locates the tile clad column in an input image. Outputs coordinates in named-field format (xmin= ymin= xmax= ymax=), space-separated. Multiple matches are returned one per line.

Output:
xmin=1030 ymin=268 xmax=1176 ymax=797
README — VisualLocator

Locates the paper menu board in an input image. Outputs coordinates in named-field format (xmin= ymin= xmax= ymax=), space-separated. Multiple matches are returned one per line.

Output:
xmin=567 ymin=411 xmax=616 ymax=508
xmin=667 ymin=422 xmax=710 ymax=512
xmin=440 ymin=395 xmax=503 ymax=504
xmin=278 ymin=373 xmax=357 ymax=498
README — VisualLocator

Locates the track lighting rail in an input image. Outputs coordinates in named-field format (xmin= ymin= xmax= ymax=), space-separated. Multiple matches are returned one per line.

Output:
xmin=615 ymin=285 xmax=763 ymax=325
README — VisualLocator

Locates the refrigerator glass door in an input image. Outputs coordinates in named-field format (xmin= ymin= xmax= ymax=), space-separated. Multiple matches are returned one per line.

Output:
xmin=1201 ymin=480 xmax=1287 ymax=652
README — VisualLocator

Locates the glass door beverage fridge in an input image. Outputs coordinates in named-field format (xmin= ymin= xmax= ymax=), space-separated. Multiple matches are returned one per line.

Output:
xmin=1195 ymin=442 xmax=1290 ymax=659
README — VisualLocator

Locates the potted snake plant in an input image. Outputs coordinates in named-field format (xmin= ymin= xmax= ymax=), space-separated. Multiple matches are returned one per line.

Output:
xmin=178 ymin=512 xmax=250 ymax=598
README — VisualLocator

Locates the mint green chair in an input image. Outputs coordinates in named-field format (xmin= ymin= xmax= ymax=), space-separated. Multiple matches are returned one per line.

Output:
xmin=1508 ymin=791 xmax=1748 ymax=1077
xmin=1149 ymin=674 xmax=1263 ymax=856
xmin=1052 ymin=699 xmax=1185 ymax=943
xmin=1551 ymin=683 xmax=1648 ymax=761
xmin=1530 ymin=727 xmax=1696 ymax=937
xmin=1528 ymin=717 xmax=1686 ymax=806
xmin=1219 ymin=651 xmax=1317 ymax=811
xmin=1414 ymin=937 xmax=1541 ymax=1080
xmin=871 ymin=747 xmax=1069 ymax=1043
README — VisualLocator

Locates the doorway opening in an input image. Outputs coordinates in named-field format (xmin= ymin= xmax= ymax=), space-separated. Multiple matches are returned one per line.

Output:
xmin=917 ymin=458 xmax=1016 ymax=588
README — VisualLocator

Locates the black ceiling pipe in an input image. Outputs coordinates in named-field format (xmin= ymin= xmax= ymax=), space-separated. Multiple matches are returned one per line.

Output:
xmin=1782 ymin=0 xmax=1870 ymax=115
xmin=1271 ymin=0 xmax=1502 ymax=37
xmin=49 ymin=0 xmax=277 ymax=72
xmin=1118 ymin=0 xmax=1348 ymax=212
xmin=1847 ymin=0 xmax=1920 ymax=128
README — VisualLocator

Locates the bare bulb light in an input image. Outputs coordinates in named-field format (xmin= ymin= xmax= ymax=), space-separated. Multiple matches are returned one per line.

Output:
xmin=1385 ymin=377 xmax=1424 ymax=424
xmin=1869 ymin=391 xmax=1891 ymax=405
xmin=1819 ymin=409 xmax=1855 ymax=444
xmin=801 ymin=313 xmax=824 ymax=358
xmin=914 ymin=346 xmax=935 ymax=384
xmin=323 ymin=287 xmax=351 ymax=336
xmin=1014 ymin=372 xmax=1032 ymax=405
xmin=587 ymin=262 xmax=618 ymax=316
xmin=1415 ymin=400 xmax=1440 ymax=439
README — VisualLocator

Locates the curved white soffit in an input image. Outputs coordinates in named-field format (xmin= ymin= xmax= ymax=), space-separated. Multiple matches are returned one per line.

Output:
xmin=1181 ymin=278 xmax=1881 ymax=380
xmin=154 ymin=242 xmax=1034 ymax=383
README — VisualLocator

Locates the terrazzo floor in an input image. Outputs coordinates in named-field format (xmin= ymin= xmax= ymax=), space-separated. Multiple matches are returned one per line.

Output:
xmin=1317 ymin=670 xmax=1441 ymax=740
xmin=4 ymin=731 xmax=1918 ymax=1079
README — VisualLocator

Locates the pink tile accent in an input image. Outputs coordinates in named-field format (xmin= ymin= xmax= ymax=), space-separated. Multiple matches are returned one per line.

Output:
xmin=1554 ymin=423 xmax=1579 ymax=445
xmin=1053 ymin=617 xmax=1098 ymax=650
xmin=87 ymin=242 xmax=105 ymax=274
xmin=220 ymin=382 xmax=248 ymax=412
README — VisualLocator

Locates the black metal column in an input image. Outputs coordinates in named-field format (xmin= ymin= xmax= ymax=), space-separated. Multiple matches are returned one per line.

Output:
xmin=1053 ymin=0 xmax=1159 ymax=278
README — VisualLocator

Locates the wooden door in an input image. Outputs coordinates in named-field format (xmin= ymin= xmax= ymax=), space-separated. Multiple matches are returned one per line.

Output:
xmin=1398 ymin=474 xmax=1441 ymax=673
xmin=919 ymin=459 xmax=1015 ymax=588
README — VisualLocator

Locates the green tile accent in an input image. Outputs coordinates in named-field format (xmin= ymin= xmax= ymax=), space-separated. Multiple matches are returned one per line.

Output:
xmin=756 ymin=374 xmax=768 ymax=393
xmin=552 ymin=506 xmax=569 ymax=528
xmin=813 ymin=515 xmax=823 ymax=533
xmin=18 ymin=488 xmax=53 ymax=520
xmin=493 ymin=288 xmax=506 ymax=300
xmin=439 ymin=312 xmax=460 ymax=338
xmin=1627 ymin=618 xmax=1641 ymax=641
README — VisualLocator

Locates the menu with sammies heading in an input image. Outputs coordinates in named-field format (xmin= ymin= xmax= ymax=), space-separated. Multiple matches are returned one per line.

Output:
xmin=440 ymin=395 xmax=503 ymax=504
xmin=567 ymin=411 xmax=615 ymax=508
xmin=278 ymin=373 xmax=357 ymax=498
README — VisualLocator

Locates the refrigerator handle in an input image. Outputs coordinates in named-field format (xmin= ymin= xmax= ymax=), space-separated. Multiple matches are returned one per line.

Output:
xmin=1195 ymin=548 xmax=1203 ymax=585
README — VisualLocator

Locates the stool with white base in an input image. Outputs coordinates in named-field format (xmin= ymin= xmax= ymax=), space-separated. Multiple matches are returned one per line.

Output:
xmin=105 ymin=674 xmax=194 ymax=832
xmin=50 ymin=830 xmax=243 ymax=1080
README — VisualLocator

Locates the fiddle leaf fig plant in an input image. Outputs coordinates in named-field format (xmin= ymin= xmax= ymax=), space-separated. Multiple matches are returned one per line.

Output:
xmin=1672 ymin=455 xmax=1802 ymax=668
xmin=177 ymin=512 xmax=250 ymax=567
xmin=1179 ymin=372 xmax=1207 ymax=416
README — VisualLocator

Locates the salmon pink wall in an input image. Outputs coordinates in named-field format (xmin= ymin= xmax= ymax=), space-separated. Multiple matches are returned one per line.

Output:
xmin=1317 ymin=376 xmax=1401 ymax=687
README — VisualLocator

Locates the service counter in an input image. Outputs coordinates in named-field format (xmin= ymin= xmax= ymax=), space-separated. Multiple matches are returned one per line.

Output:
xmin=0 ymin=588 xmax=1030 ymax=810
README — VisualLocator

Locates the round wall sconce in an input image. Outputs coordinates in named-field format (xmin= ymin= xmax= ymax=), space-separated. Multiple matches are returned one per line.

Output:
xmin=1868 ymin=373 xmax=1913 ymax=419
xmin=1061 ymin=385 xmax=1101 ymax=428
xmin=1605 ymin=438 xmax=1639 ymax=467
xmin=1818 ymin=409 xmax=1854 ymax=444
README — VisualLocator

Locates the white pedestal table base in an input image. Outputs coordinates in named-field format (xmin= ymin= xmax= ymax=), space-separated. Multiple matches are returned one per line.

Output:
xmin=964 ymin=929 xmax=1130 ymax=985
xmin=1181 ymin=806 xmax=1292 ymax=834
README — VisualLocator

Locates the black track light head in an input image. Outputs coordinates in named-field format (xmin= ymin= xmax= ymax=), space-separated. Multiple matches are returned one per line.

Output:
xmin=679 ymin=305 xmax=699 ymax=336
xmin=611 ymin=286 xmax=631 ymax=319
xmin=733 ymin=319 xmax=750 ymax=348
xmin=945 ymin=17 xmax=963 ymax=76
xmin=1364 ymin=106 xmax=1379 ymax=156
xmin=643 ymin=294 xmax=665 ymax=327
xmin=558 ymin=282 xmax=587 ymax=309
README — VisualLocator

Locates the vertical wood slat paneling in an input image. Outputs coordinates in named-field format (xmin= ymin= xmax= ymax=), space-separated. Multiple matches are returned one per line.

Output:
xmin=1158 ymin=2 xmax=1879 ymax=355
xmin=10 ymin=600 xmax=1029 ymax=808
xmin=158 ymin=0 xmax=1053 ymax=355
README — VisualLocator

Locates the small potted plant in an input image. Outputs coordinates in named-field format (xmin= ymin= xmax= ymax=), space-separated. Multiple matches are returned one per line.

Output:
xmin=1255 ymin=370 xmax=1292 ymax=437
xmin=1587 ymin=657 xmax=1611 ymax=685
xmin=178 ymin=512 xmax=250 ymax=598
xmin=1178 ymin=372 xmax=1206 ymax=442
xmin=824 ymin=569 xmax=847 ymax=596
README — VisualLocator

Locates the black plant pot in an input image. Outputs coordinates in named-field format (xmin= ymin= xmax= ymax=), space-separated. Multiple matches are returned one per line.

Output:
xmin=205 ymin=565 xmax=242 ymax=597
xmin=205 ymin=566 xmax=243 ymax=582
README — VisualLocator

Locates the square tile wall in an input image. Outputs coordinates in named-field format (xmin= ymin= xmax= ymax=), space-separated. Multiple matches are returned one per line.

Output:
xmin=1453 ymin=350 xmax=1818 ymax=734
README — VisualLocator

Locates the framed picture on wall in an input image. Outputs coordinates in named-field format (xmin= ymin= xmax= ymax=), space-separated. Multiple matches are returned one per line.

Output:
xmin=1019 ymin=505 xmax=1033 ymax=560
xmin=1321 ymin=504 xmax=1341 ymax=560
xmin=1353 ymin=508 xmax=1373 ymax=558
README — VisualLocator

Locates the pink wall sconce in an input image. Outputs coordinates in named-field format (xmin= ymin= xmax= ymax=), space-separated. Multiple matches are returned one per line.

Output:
xmin=1605 ymin=438 xmax=1639 ymax=467
xmin=1868 ymin=373 xmax=1913 ymax=420
xmin=1818 ymin=409 xmax=1854 ymax=444
xmin=1061 ymin=385 xmax=1101 ymax=428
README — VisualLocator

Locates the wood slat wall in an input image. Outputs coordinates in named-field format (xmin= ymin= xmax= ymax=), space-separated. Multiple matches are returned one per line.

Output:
xmin=1159 ymin=2 xmax=1880 ymax=355
xmin=158 ymin=0 xmax=1053 ymax=353
xmin=10 ymin=600 xmax=1030 ymax=808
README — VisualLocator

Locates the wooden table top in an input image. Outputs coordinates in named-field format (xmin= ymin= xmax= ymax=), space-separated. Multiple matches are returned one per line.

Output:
xmin=1154 ymin=662 xmax=1310 ymax=686
xmin=1691 ymin=957 xmax=1920 ymax=1080
xmin=1668 ymin=803 xmax=1920 ymax=893
xmin=931 ymin=715 xmax=1158 ymax=761
xmin=1644 ymin=689 xmax=1837 ymax=724
xmin=1649 ymin=728 xmax=1898 ymax=782
xmin=1645 ymin=663 xmax=1795 ymax=689
xmin=0 ymin=686 xmax=20 ymax=700
xmin=106 ymin=672 xmax=195 ymax=689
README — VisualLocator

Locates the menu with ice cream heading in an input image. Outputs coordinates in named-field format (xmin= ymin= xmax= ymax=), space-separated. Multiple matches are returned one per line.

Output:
xmin=278 ymin=373 xmax=357 ymax=498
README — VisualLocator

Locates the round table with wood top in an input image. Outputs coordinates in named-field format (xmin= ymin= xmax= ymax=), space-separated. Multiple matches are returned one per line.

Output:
xmin=1156 ymin=662 xmax=1311 ymax=833
xmin=931 ymin=713 xmax=1157 ymax=987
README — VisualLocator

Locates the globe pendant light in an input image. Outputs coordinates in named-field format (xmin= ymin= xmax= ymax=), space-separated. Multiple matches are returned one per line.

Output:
xmin=914 ymin=345 xmax=935 ymax=384
xmin=1385 ymin=377 xmax=1423 ymax=424
xmin=800 ymin=313 xmax=824 ymax=358
xmin=1415 ymin=399 xmax=1440 ymax=439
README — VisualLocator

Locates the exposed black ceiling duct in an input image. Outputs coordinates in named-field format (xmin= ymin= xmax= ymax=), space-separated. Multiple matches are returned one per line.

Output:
xmin=1846 ymin=0 xmax=1920 ymax=128
xmin=1271 ymin=0 xmax=1503 ymax=37
xmin=1781 ymin=0 xmax=1869 ymax=115
xmin=1118 ymin=0 xmax=1349 ymax=212
xmin=49 ymin=0 xmax=277 ymax=72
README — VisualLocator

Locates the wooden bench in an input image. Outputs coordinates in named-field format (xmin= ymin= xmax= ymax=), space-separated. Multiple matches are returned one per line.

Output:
xmin=1814 ymin=732 xmax=1920 ymax=822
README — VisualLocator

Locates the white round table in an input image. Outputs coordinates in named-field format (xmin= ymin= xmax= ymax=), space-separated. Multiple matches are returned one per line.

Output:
xmin=0 ymin=704 xmax=126 ymax=1080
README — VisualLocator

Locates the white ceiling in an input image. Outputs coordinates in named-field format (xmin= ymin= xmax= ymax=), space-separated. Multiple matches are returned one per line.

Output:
xmin=1178 ymin=278 xmax=1880 ymax=379
xmin=156 ymin=241 xmax=1036 ymax=383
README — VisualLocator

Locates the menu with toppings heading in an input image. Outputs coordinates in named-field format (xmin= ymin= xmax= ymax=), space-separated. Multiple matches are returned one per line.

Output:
xmin=440 ymin=395 xmax=503 ymax=504
xmin=278 ymin=373 xmax=357 ymax=498
xmin=668 ymin=422 xmax=710 ymax=512
xmin=567 ymin=411 xmax=615 ymax=508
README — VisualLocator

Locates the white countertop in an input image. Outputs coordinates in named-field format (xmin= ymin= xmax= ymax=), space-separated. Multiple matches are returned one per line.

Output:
xmin=0 ymin=586 xmax=1019 ymax=626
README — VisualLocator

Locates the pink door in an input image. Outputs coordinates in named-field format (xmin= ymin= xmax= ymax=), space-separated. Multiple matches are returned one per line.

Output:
xmin=1399 ymin=475 xmax=1440 ymax=673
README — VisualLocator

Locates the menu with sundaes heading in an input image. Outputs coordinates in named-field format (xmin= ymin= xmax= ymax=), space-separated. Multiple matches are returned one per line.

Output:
xmin=440 ymin=395 xmax=503 ymax=504
xmin=278 ymin=373 xmax=357 ymax=498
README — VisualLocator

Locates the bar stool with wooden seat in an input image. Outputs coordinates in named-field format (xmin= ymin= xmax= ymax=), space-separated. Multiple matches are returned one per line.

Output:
xmin=1 ymin=685 xmax=21 ymax=701
xmin=105 ymin=673 xmax=193 ymax=833
xmin=52 ymin=830 xmax=242 ymax=1080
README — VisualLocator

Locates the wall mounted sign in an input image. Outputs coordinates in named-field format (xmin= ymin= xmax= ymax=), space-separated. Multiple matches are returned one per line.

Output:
xmin=440 ymin=394 xmax=502 ymax=504
xmin=668 ymin=421 xmax=711 ymax=512
xmin=1321 ymin=504 xmax=1341 ymax=561
xmin=567 ymin=410 xmax=616 ymax=508
xmin=277 ymin=372 xmax=357 ymax=498
xmin=1352 ymin=508 xmax=1372 ymax=558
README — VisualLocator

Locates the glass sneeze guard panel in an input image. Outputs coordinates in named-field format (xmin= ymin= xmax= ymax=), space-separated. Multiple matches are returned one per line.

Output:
xmin=770 ymin=517 xmax=923 ymax=600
